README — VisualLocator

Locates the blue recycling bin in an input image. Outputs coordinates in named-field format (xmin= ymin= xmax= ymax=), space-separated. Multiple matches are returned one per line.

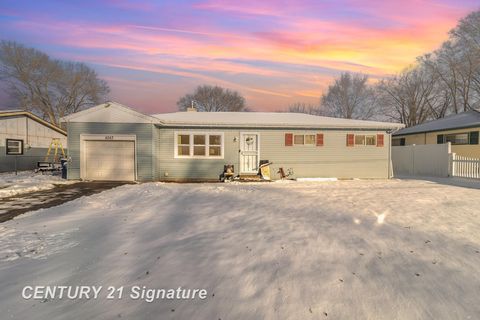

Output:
xmin=61 ymin=159 xmax=68 ymax=179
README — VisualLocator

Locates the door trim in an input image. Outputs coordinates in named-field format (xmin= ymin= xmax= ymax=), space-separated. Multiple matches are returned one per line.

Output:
xmin=239 ymin=132 xmax=260 ymax=174
xmin=80 ymin=134 xmax=137 ymax=181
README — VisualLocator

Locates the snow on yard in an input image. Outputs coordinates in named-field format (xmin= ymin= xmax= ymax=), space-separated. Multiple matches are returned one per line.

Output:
xmin=0 ymin=179 xmax=479 ymax=319
xmin=0 ymin=171 xmax=72 ymax=199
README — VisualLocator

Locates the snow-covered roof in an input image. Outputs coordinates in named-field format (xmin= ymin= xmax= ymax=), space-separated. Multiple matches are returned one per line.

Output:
xmin=61 ymin=102 xmax=158 ymax=124
xmin=394 ymin=110 xmax=480 ymax=136
xmin=60 ymin=101 xmax=404 ymax=129
xmin=152 ymin=112 xmax=404 ymax=130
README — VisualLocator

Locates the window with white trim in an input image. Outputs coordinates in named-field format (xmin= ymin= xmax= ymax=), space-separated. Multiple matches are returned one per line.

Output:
xmin=6 ymin=139 xmax=23 ymax=155
xmin=293 ymin=134 xmax=316 ymax=145
xmin=354 ymin=134 xmax=376 ymax=146
xmin=175 ymin=132 xmax=224 ymax=158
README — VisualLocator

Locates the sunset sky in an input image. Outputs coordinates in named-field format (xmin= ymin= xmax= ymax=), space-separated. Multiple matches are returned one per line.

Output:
xmin=0 ymin=0 xmax=478 ymax=113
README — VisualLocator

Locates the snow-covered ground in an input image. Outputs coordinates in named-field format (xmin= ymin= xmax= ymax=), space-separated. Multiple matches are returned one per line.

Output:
xmin=0 ymin=179 xmax=479 ymax=319
xmin=0 ymin=171 xmax=73 ymax=199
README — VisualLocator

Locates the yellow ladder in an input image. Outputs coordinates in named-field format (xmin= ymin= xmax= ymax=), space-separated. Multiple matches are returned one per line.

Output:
xmin=44 ymin=138 xmax=66 ymax=163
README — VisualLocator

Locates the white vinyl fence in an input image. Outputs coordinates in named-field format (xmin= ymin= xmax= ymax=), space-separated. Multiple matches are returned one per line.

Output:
xmin=392 ymin=143 xmax=452 ymax=177
xmin=451 ymin=154 xmax=480 ymax=179
xmin=392 ymin=143 xmax=480 ymax=179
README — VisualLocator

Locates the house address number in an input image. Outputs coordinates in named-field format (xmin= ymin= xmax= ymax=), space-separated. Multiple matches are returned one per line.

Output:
xmin=105 ymin=136 xmax=114 ymax=140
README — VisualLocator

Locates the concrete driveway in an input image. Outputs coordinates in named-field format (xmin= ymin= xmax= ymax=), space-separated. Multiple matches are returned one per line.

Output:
xmin=0 ymin=182 xmax=127 ymax=223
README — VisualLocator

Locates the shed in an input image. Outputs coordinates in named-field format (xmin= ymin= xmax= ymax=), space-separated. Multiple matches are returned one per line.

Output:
xmin=0 ymin=110 xmax=67 ymax=172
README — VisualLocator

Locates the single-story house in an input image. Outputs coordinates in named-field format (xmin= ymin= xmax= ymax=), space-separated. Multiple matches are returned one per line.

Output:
xmin=61 ymin=102 xmax=404 ymax=182
xmin=393 ymin=110 xmax=480 ymax=158
xmin=0 ymin=110 xmax=67 ymax=172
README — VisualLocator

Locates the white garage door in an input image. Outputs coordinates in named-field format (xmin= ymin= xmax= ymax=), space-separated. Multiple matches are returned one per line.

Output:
xmin=84 ymin=140 xmax=135 ymax=181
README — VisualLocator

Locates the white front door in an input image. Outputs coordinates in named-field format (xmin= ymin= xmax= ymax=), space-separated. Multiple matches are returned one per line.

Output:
xmin=239 ymin=132 xmax=260 ymax=174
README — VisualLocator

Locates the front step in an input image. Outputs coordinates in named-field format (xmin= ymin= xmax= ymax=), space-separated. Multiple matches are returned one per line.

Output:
xmin=238 ymin=174 xmax=262 ymax=181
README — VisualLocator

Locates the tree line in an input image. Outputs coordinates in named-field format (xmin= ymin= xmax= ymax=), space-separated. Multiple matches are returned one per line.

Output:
xmin=289 ymin=10 xmax=480 ymax=126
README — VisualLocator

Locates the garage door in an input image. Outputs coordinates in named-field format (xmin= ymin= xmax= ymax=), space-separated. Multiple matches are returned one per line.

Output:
xmin=84 ymin=140 xmax=135 ymax=181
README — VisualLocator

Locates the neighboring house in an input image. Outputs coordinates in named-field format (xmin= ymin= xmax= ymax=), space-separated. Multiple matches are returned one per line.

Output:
xmin=61 ymin=102 xmax=404 ymax=182
xmin=0 ymin=110 xmax=68 ymax=172
xmin=393 ymin=110 xmax=480 ymax=158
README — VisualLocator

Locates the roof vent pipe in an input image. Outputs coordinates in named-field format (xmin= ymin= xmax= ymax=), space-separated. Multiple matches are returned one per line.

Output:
xmin=187 ymin=100 xmax=198 ymax=112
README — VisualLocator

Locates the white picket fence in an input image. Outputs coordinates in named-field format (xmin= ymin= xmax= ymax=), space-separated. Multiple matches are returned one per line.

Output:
xmin=451 ymin=153 xmax=480 ymax=179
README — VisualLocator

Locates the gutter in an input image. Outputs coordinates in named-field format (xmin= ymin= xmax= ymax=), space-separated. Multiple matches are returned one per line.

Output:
xmin=155 ymin=122 xmax=404 ymax=131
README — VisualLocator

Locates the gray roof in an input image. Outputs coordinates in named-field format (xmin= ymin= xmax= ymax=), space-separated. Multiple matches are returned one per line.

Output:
xmin=394 ymin=110 xmax=480 ymax=136
xmin=152 ymin=112 xmax=404 ymax=130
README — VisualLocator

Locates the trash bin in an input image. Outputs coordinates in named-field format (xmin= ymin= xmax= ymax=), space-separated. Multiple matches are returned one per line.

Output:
xmin=60 ymin=158 xmax=68 ymax=179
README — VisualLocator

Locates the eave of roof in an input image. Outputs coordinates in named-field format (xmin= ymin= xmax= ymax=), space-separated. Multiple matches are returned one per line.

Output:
xmin=393 ymin=110 xmax=480 ymax=136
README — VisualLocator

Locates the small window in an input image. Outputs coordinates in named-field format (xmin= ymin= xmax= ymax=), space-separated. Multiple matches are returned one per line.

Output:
xmin=209 ymin=135 xmax=221 ymax=156
xmin=293 ymin=134 xmax=316 ymax=145
xmin=392 ymin=138 xmax=405 ymax=146
xmin=446 ymin=133 xmax=469 ymax=145
xmin=6 ymin=139 xmax=23 ymax=155
xmin=470 ymin=131 xmax=479 ymax=145
xmin=355 ymin=135 xmax=365 ymax=146
xmin=305 ymin=135 xmax=316 ymax=145
xmin=294 ymin=135 xmax=304 ymax=145
xmin=193 ymin=134 xmax=206 ymax=156
xmin=365 ymin=135 xmax=376 ymax=146
xmin=177 ymin=134 xmax=190 ymax=156
xmin=178 ymin=134 xmax=190 ymax=145
xmin=354 ymin=134 xmax=376 ymax=146
xmin=437 ymin=134 xmax=444 ymax=144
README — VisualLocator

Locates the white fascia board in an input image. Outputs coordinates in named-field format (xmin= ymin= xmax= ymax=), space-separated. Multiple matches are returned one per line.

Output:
xmin=157 ymin=122 xmax=404 ymax=130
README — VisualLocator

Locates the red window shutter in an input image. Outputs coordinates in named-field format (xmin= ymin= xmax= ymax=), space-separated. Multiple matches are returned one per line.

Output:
xmin=346 ymin=134 xmax=354 ymax=147
xmin=285 ymin=133 xmax=293 ymax=146
xmin=377 ymin=134 xmax=384 ymax=147
xmin=316 ymin=133 xmax=324 ymax=146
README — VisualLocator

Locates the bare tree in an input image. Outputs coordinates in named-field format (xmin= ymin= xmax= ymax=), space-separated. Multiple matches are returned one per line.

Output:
xmin=320 ymin=72 xmax=378 ymax=120
xmin=450 ymin=10 xmax=480 ymax=110
xmin=450 ymin=10 xmax=480 ymax=49
xmin=417 ymin=10 xmax=480 ymax=113
xmin=377 ymin=66 xmax=438 ymax=126
xmin=177 ymin=85 xmax=246 ymax=112
xmin=288 ymin=102 xmax=324 ymax=115
xmin=375 ymin=9 xmax=480 ymax=125
xmin=0 ymin=41 xmax=109 ymax=126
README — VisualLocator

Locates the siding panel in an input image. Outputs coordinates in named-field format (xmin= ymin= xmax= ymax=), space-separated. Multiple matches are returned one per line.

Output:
xmin=157 ymin=128 xmax=391 ymax=180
